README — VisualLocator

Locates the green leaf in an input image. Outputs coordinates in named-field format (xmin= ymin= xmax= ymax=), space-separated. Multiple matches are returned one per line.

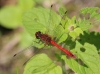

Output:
xmin=95 ymin=13 xmax=100 ymax=21
xmin=18 ymin=0 xmax=35 ymax=12
xmin=69 ymin=28 xmax=83 ymax=39
xmin=59 ymin=7 xmax=65 ymax=16
xmin=53 ymin=25 xmax=65 ymax=42
xmin=78 ymin=32 xmax=100 ymax=50
xmin=0 ymin=6 xmax=22 ymax=28
xmin=74 ymin=28 xmax=83 ymax=35
xmin=58 ymin=33 xmax=68 ymax=44
xmin=24 ymin=54 xmax=62 ymax=74
xmin=64 ymin=16 xmax=76 ymax=32
xmin=23 ymin=7 xmax=61 ymax=37
xmin=69 ymin=31 xmax=77 ymax=39
xmin=80 ymin=7 xmax=100 ymax=23
xmin=80 ymin=7 xmax=99 ymax=15
xmin=59 ymin=7 xmax=67 ymax=17
xmin=77 ymin=19 xmax=92 ymax=31
xmin=22 ymin=7 xmax=62 ymax=48
xmin=62 ymin=41 xmax=100 ymax=74
xmin=0 ymin=0 xmax=34 ymax=29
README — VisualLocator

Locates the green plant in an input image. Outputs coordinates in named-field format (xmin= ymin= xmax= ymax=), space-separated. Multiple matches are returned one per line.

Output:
xmin=22 ymin=7 xmax=100 ymax=74
xmin=0 ymin=0 xmax=35 ymax=49
xmin=0 ymin=0 xmax=35 ymax=29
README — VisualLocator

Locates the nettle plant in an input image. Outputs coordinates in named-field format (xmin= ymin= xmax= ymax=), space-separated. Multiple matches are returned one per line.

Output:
xmin=22 ymin=6 xmax=100 ymax=74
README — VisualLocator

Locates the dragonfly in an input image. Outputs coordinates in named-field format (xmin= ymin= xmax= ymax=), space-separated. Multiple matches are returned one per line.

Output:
xmin=14 ymin=4 xmax=76 ymax=64
xmin=35 ymin=31 xmax=76 ymax=58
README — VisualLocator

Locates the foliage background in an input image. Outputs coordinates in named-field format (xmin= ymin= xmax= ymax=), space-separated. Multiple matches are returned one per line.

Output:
xmin=0 ymin=0 xmax=100 ymax=74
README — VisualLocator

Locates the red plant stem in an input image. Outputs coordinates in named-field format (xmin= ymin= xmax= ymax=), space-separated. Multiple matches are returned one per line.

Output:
xmin=50 ymin=40 xmax=76 ymax=58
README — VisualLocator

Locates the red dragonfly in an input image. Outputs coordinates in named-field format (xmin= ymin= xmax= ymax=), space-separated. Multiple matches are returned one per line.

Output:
xmin=14 ymin=5 xmax=76 ymax=60
xmin=35 ymin=31 xmax=76 ymax=58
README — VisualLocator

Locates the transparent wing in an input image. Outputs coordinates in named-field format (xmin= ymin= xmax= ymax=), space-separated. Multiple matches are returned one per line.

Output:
xmin=23 ymin=47 xmax=46 ymax=66
xmin=46 ymin=5 xmax=68 ymax=43
xmin=46 ymin=5 xmax=63 ymax=40
xmin=23 ymin=5 xmax=67 ymax=48
xmin=23 ymin=5 xmax=62 ymax=48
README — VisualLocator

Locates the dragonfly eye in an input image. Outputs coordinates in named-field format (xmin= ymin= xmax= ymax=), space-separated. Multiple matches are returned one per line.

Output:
xmin=35 ymin=31 xmax=42 ymax=39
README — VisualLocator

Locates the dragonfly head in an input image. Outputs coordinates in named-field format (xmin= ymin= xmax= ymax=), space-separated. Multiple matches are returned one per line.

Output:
xmin=35 ymin=31 xmax=42 ymax=39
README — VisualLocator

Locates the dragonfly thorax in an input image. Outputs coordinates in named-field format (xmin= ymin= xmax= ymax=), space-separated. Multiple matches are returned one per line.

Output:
xmin=35 ymin=31 xmax=52 ymax=44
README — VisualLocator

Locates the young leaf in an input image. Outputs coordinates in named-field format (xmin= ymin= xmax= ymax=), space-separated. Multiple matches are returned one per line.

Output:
xmin=80 ymin=7 xmax=99 ymax=16
xmin=80 ymin=7 xmax=100 ymax=23
xmin=69 ymin=28 xmax=83 ymax=39
xmin=77 ymin=18 xmax=92 ymax=31
xmin=24 ymin=54 xmax=62 ymax=74
xmin=53 ymin=24 xmax=66 ymax=42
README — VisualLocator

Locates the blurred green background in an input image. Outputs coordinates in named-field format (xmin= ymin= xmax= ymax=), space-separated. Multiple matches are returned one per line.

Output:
xmin=0 ymin=0 xmax=100 ymax=74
